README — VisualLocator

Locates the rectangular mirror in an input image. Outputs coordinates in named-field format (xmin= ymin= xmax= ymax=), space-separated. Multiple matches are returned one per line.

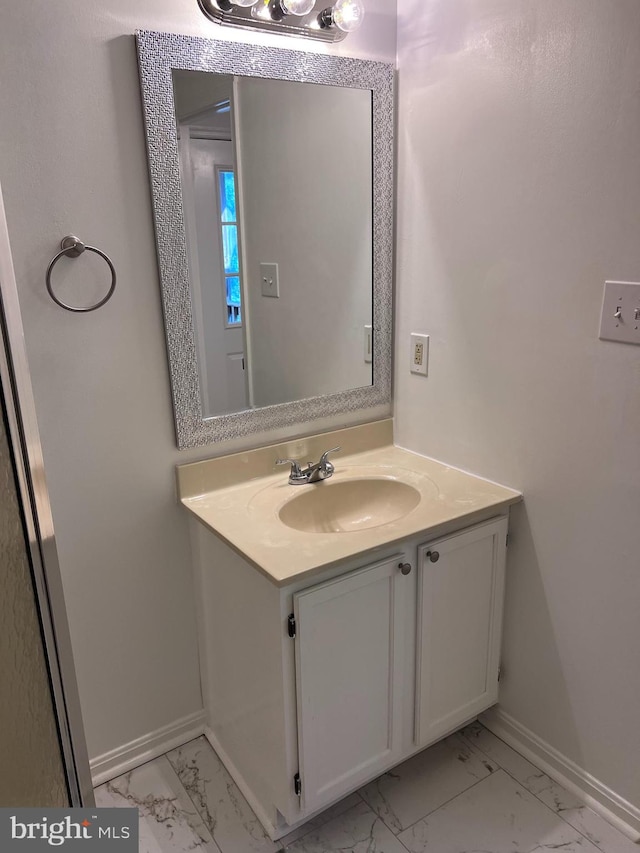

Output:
xmin=137 ymin=31 xmax=394 ymax=448
xmin=174 ymin=70 xmax=374 ymax=417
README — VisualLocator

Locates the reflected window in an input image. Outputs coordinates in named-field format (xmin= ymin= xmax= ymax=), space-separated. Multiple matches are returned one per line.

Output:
xmin=217 ymin=168 xmax=242 ymax=326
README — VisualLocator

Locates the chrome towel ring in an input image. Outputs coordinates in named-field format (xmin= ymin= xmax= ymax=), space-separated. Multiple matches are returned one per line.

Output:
xmin=46 ymin=235 xmax=116 ymax=312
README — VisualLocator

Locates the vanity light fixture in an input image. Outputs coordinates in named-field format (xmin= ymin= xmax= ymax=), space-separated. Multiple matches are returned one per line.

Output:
xmin=197 ymin=0 xmax=365 ymax=41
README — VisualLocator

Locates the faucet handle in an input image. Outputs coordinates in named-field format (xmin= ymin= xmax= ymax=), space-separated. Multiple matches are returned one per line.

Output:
xmin=276 ymin=457 xmax=302 ymax=476
xmin=276 ymin=458 xmax=310 ymax=485
xmin=319 ymin=446 xmax=341 ymax=465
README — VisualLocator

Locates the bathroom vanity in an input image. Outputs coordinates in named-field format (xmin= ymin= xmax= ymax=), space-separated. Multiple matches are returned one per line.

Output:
xmin=177 ymin=421 xmax=521 ymax=840
xmin=144 ymin=35 xmax=520 ymax=838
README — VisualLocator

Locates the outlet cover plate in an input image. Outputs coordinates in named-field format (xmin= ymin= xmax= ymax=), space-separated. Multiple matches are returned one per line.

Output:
xmin=410 ymin=333 xmax=429 ymax=376
xmin=599 ymin=281 xmax=640 ymax=344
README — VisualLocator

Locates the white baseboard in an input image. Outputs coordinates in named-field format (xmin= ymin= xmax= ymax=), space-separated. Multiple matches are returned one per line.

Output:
xmin=480 ymin=708 xmax=640 ymax=843
xmin=90 ymin=710 xmax=206 ymax=787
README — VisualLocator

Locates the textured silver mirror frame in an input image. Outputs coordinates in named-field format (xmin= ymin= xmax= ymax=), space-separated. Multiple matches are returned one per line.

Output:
xmin=136 ymin=30 xmax=394 ymax=449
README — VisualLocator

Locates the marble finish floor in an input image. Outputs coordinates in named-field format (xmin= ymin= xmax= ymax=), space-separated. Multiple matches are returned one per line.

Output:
xmin=94 ymin=722 xmax=636 ymax=853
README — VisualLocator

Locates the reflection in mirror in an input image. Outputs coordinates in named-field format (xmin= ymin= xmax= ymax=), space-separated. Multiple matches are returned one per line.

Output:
xmin=172 ymin=70 xmax=373 ymax=418
xmin=136 ymin=30 xmax=393 ymax=447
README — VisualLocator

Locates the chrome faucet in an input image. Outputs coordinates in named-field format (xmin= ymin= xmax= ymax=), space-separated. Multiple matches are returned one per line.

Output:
xmin=276 ymin=447 xmax=341 ymax=485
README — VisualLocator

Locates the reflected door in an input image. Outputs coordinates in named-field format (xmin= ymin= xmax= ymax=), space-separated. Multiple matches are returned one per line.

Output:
xmin=179 ymin=131 xmax=249 ymax=416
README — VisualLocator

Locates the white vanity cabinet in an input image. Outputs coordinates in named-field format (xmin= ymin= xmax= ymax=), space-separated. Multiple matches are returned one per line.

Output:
xmin=190 ymin=511 xmax=510 ymax=840
xmin=292 ymin=553 xmax=408 ymax=815
xmin=415 ymin=517 xmax=508 ymax=746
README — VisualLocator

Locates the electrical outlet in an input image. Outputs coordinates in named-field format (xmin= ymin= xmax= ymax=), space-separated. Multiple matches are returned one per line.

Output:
xmin=410 ymin=333 xmax=429 ymax=376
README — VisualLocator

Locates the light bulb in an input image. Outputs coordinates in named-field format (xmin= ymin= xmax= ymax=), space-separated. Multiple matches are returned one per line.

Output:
xmin=280 ymin=0 xmax=316 ymax=16
xmin=230 ymin=0 xmax=259 ymax=5
xmin=320 ymin=0 xmax=364 ymax=31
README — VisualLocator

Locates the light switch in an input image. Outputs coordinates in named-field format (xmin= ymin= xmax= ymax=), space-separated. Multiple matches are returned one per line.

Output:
xmin=599 ymin=281 xmax=640 ymax=345
xmin=260 ymin=263 xmax=280 ymax=298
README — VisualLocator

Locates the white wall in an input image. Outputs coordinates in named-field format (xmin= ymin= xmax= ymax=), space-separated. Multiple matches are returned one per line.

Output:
xmin=0 ymin=1 xmax=396 ymax=762
xmin=236 ymin=77 xmax=373 ymax=407
xmin=396 ymin=0 xmax=640 ymax=806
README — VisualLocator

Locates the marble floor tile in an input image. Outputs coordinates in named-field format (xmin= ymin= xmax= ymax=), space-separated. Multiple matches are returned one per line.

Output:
xmin=94 ymin=755 xmax=221 ymax=853
xmin=399 ymin=769 xmax=602 ymax=853
xmin=517 ymin=778 xmax=640 ymax=853
xmin=358 ymin=732 xmax=496 ymax=834
xmin=94 ymin=726 xmax=636 ymax=853
xmin=282 ymin=800 xmax=408 ymax=853
xmin=460 ymin=722 xmax=548 ymax=790
xmin=553 ymin=806 xmax=640 ymax=853
xmin=166 ymin=736 xmax=280 ymax=853
xmin=460 ymin=723 xmax=639 ymax=853
xmin=278 ymin=792 xmax=362 ymax=847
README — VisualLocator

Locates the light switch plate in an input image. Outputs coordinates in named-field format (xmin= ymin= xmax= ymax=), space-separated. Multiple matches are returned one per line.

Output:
xmin=364 ymin=325 xmax=372 ymax=363
xmin=599 ymin=281 xmax=640 ymax=344
xmin=260 ymin=263 xmax=280 ymax=298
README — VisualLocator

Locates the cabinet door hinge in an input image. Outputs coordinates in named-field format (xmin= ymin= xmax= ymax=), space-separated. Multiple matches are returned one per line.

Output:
xmin=498 ymin=663 xmax=503 ymax=682
xmin=287 ymin=613 xmax=296 ymax=638
xmin=294 ymin=773 xmax=302 ymax=797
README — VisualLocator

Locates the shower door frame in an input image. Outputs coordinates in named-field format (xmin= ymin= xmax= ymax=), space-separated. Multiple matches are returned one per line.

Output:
xmin=0 ymin=181 xmax=93 ymax=807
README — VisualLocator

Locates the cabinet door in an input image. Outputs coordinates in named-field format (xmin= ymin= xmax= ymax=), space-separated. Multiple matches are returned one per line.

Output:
xmin=293 ymin=554 xmax=407 ymax=815
xmin=416 ymin=517 xmax=508 ymax=747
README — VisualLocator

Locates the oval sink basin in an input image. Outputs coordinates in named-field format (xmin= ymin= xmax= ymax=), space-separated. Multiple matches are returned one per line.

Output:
xmin=278 ymin=478 xmax=421 ymax=534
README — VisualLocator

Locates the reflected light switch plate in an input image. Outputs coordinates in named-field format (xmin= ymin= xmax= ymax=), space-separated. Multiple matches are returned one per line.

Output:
xmin=364 ymin=325 xmax=372 ymax=363
xmin=260 ymin=263 xmax=280 ymax=298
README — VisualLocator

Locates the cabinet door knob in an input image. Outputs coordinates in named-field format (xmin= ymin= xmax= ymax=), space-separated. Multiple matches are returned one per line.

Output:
xmin=426 ymin=550 xmax=440 ymax=563
xmin=398 ymin=562 xmax=412 ymax=575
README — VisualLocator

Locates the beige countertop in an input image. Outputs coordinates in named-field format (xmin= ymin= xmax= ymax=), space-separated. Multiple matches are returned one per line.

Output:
xmin=177 ymin=423 xmax=522 ymax=586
